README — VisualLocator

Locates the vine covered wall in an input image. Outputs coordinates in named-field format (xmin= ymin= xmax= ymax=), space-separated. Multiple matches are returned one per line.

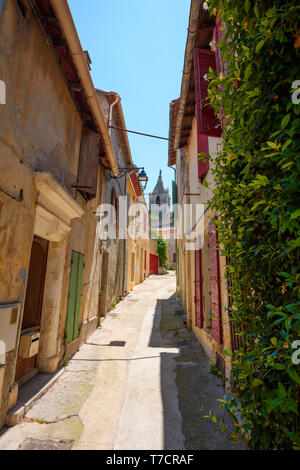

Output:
xmin=206 ymin=0 xmax=300 ymax=449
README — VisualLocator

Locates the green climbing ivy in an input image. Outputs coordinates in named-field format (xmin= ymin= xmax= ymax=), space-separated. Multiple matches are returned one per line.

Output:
xmin=206 ymin=0 xmax=300 ymax=450
xmin=156 ymin=236 xmax=169 ymax=269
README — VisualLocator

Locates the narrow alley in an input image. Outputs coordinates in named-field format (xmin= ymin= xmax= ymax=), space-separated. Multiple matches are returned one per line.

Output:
xmin=0 ymin=0 xmax=298 ymax=453
xmin=0 ymin=273 xmax=242 ymax=451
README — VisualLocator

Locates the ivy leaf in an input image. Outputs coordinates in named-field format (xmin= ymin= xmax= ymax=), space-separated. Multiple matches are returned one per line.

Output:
xmin=271 ymin=337 xmax=278 ymax=347
xmin=244 ymin=0 xmax=250 ymax=14
xmin=288 ymin=369 xmax=300 ymax=386
xmin=281 ymin=139 xmax=291 ymax=152
xmin=267 ymin=398 xmax=283 ymax=412
xmin=224 ymin=348 xmax=233 ymax=357
xmin=244 ymin=64 xmax=252 ymax=80
xmin=286 ymin=399 xmax=299 ymax=415
xmin=252 ymin=378 xmax=264 ymax=387
xmin=281 ymin=114 xmax=290 ymax=129
xmin=256 ymin=40 xmax=265 ymax=53
xmin=290 ymin=209 xmax=300 ymax=220
xmin=288 ymin=238 xmax=300 ymax=249
xmin=277 ymin=382 xmax=287 ymax=398
xmin=267 ymin=141 xmax=279 ymax=149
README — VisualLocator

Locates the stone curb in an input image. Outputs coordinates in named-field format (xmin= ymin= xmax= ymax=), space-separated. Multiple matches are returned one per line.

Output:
xmin=6 ymin=369 xmax=65 ymax=427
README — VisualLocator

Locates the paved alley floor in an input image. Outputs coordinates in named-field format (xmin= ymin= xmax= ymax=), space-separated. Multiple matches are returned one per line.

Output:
xmin=0 ymin=272 xmax=244 ymax=450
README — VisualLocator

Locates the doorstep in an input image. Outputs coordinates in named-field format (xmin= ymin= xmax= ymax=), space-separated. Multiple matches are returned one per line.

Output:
xmin=6 ymin=369 xmax=65 ymax=427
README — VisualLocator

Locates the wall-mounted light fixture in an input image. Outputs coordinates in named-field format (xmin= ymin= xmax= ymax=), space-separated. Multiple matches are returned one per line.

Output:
xmin=108 ymin=167 xmax=148 ymax=192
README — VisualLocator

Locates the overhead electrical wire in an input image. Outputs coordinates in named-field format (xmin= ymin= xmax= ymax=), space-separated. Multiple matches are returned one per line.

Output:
xmin=108 ymin=125 xmax=171 ymax=142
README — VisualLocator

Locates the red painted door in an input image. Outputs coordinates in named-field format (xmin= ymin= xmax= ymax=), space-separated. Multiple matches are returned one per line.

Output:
xmin=209 ymin=222 xmax=222 ymax=344
xmin=150 ymin=254 xmax=159 ymax=275
xmin=194 ymin=236 xmax=203 ymax=328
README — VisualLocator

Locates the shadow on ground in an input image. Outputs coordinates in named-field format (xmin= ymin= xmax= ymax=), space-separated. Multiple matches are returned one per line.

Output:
xmin=150 ymin=292 xmax=245 ymax=450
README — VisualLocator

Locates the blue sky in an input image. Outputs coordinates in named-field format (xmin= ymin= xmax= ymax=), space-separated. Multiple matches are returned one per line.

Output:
xmin=68 ymin=0 xmax=190 ymax=203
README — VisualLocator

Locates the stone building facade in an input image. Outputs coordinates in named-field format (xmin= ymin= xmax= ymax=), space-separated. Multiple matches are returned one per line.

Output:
xmin=168 ymin=1 xmax=237 ymax=384
xmin=96 ymin=90 xmax=133 ymax=314
xmin=0 ymin=0 xmax=120 ymax=428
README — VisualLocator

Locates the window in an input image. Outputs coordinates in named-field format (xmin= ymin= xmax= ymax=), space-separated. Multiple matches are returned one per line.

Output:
xmin=76 ymin=128 xmax=100 ymax=199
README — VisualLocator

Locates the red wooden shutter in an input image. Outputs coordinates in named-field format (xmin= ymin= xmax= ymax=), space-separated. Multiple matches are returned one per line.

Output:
xmin=209 ymin=222 xmax=222 ymax=344
xmin=198 ymin=134 xmax=209 ymax=181
xmin=194 ymin=48 xmax=221 ymax=139
xmin=76 ymin=128 xmax=100 ymax=198
xmin=194 ymin=236 xmax=203 ymax=328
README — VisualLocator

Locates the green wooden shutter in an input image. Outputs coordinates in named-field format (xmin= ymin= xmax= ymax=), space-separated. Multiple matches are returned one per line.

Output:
xmin=172 ymin=180 xmax=178 ymax=205
xmin=65 ymin=252 xmax=84 ymax=345
xmin=65 ymin=252 xmax=79 ymax=345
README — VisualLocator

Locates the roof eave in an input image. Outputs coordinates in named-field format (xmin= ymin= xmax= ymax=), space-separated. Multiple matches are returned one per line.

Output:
xmin=174 ymin=0 xmax=215 ymax=151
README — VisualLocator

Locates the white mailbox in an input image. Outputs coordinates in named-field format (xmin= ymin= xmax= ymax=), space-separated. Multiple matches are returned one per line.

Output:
xmin=0 ymin=303 xmax=21 ymax=365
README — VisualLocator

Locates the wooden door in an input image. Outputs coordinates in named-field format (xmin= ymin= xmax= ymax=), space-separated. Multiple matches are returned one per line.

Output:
xmin=150 ymin=254 xmax=159 ymax=275
xmin=65 ymin=251 xmax=84 ymax=345
xmin=15 ymin=236 xmax=49 ymax=382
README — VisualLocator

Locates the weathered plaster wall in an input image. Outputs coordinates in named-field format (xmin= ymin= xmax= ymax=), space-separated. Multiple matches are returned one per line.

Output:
xmin=0 ymin=1 xmax=83 ymax=192
xmin=0 ymin=0 xmax=88 ymax=426
xmin=98 ymin=101 xmax=127 ymax=315
xmin=175 ymin=119 xmax=231 ymax=380
xmin=187 ymin=119 xmax=222 ymax=207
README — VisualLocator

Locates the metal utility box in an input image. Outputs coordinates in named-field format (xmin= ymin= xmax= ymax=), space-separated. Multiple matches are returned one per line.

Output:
xmin=19 ymin=332 xmax=40 ymax=359
xmin=0 ymin=303 xmax=21 ymax=365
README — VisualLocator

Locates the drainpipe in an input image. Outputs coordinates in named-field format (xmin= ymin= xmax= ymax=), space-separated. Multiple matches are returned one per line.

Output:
xmin=109 ymin=94 xmax=120 ymax=137
xmin=50 ymin=0 xmax=119 ymax=176
xmin=122 ymin=173 xmax=128 ymax=296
